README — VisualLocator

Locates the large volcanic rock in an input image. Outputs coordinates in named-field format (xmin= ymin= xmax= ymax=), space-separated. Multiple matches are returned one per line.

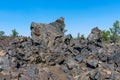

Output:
xmin=31 ymin=17 xmax=65 ymax=47
xmin=87 ymin=27 xmax=102 ymax=42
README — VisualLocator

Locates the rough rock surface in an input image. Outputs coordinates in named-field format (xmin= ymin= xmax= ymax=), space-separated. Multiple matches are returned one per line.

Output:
xmin=0 ymin=17 xmax=120 ymax=80
xmin=87 ymin=27 xmax=102 ymax=42
xmin=31 ymin=17 xmax=64 ymax=47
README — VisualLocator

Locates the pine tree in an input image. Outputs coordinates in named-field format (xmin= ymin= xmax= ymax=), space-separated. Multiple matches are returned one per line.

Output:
xmin=11 ymin=29 xmax=19 ymax=37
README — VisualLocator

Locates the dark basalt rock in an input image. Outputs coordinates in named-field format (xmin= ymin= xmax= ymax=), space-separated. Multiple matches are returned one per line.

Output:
xmin=86 ymin=59 xmax=99 ymax=68
xmin=88 ymin=70 xmax=102 ymax=80
xmin=31 ymin=17 xmax=64 ymax=47
xmin=87 ymin=27 xmax=102 ymax=42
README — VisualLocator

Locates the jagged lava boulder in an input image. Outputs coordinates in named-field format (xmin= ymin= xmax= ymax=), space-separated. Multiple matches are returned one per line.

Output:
xmin=87 ymin=27 xmax=102 ymax=42
xmin=31 ymin=17 xmax=65 ymax=47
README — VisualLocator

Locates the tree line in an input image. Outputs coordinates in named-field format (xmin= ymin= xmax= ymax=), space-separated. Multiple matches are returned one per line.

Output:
xmin=101 ymin=20 xmax=120 ymax=43
xmin=0 ymin=29 xmax=18 ymax=39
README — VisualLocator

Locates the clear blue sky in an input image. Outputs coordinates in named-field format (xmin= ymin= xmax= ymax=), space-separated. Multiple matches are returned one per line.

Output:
xmin=0 ymin=0 xmax=120 ymax=37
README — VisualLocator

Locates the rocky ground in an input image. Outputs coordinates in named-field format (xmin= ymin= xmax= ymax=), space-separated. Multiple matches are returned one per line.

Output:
xmin=0 ymin=17 xmax=120 ymax=80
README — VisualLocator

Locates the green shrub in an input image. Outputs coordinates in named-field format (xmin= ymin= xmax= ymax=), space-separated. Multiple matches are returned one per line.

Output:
xmin=0 ymin=31 xmax=5 ymax=39
xmin=109 ymin=20 xmax=120 ymax=43
xmin=11 ymin=29 xmax=19 ymax=37
xmin=102 ymin=20 xmax=120 ymax=43
xmin=101 ymin=30 xmax=110 ymax=42
xmin=77 ymin=33 xmax=86 ymax=40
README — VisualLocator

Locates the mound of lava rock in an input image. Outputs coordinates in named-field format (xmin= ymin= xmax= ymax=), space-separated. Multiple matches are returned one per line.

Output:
xmin=0 ymin=17 xmax=120 ymax=80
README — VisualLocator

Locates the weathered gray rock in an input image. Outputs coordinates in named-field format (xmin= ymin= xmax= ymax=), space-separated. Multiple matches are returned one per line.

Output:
xmin=98 ymin=53 xmax=107 ymax=62
xmin=50 ymin=17 xmax=65 ymax=32
xmin=75 ymin=55 xmax=83 ymax=63
xmin=65 ymin=58 xmax=79 ymax=70
xmin=87 ymin=27 xmax=102 ymax=42
xmin=31 ymin=17 xmax=64 ymax=47
xmin=64 ymin=34 xmax=72 ymax=45
xmin=88 ymin=70 xmax=102 ymax=80
xmin=0 ymin=50 xmax=11 ymax=70
xmin=86 ymin=59 xmax=99 ymax=68
xmin=61 ymin=65 xmax=69 ymax=73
